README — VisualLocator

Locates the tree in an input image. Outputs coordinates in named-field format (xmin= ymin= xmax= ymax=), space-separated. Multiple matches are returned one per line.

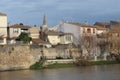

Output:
xmin=108 ymin=25 xmax=120 ymax=55
xmin=108 ymin=34 xmax=120 ymax=55
xmin=39 ymin=27 xmax=47 ymax=41
xmin=97 ymin=33 xmax=109 ymax=56
xmin=16 ymin=32 xmax=31 ymax=43
xmin=80 ymin=34 xmax=98 ymax=59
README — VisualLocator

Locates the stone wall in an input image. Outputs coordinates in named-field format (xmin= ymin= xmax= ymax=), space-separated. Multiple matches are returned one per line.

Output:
xmin=0 ymin=45 xmax=80 ymax=71
xmin=0 ymin=45 xmax=40 ymax=71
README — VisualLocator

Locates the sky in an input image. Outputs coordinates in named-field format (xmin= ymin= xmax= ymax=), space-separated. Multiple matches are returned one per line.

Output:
xmin=0 ymin=0 xmax=120 ymax=27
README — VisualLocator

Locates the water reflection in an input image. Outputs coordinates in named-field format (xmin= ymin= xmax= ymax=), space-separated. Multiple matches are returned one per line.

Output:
xmin=0 ymin=64 xmax=120 ymax=80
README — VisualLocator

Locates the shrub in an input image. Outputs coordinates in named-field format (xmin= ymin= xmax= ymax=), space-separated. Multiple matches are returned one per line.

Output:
xmin=30 ymin=62 xmax=43 ymax=69
xmin=75 ymin=60 xmax=90 ymax=66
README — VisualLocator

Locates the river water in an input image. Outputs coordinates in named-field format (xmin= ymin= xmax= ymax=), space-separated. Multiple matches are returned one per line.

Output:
xmin=0 ymin=64 xmax=120 ymax=80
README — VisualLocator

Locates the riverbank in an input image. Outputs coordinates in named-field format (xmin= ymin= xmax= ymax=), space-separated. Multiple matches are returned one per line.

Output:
xmin=30 ymin=60 xmax=119 ymax=69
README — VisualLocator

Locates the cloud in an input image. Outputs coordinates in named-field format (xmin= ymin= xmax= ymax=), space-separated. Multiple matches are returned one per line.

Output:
xmin=0 ymin=0 xmax=120 ymax=26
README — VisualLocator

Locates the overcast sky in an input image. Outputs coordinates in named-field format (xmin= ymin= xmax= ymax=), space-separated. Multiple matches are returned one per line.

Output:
xmin=0 ymin=0 xmax=120 ymax=26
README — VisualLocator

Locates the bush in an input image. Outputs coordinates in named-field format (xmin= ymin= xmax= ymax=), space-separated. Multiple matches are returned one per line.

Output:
xmin=75 ymin=60 xmax=90 ymax=66
xmin=16 ymin=32 xmax=31 ymax=43
xmin=30 ymin=62 xmax=43 ymax=69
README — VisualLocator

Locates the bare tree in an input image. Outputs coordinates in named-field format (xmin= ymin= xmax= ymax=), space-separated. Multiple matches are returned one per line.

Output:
xmin=108 ymin=34 xmax=120 ymax=55
xmin=80 ymin=34 xmax=98 ymax=60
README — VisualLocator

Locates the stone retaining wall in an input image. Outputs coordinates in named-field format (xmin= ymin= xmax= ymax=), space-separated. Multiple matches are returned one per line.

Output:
xmin=0 ymin=45 xmax=80 ymax=71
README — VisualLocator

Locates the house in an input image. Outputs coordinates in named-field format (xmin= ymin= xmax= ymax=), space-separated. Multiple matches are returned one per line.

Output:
xmin=0 ymin=12 xmax=7 ymax=37
xmin=47 ymin=31 xmax=73 ymax=46
xmin=0 ymin=37 xmax=7 ymax=45
xmin=52 ymin=21 xmax=97 ymax=45
xmin=29 ymin=27 xmax=40 ymax=39
xmin=47 ymin=31 xmax=61 ymax=45
xmin=9 ymin=24 xmax=31 ymax=38
xmin=94 ymin=22 xmax=110 ymax=28
xmin=60 ymin=33 xmax=73 ymax=45
xmin=50 ymin=21 xmax=101 ymax=59
xmin=93 ymin=26 xmax=108 ymax=35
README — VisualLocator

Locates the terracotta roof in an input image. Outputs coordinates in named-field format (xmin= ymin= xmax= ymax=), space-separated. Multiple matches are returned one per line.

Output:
xmin=47 ymin=31 xmax=62 ymax=35
xmin=110 ymin=21 xmax=120 ymax=24
xmin=93 ymin=25 xmax=107 ymax=30
xmin=9 ymin=24 xmax=31 ymax=29
xmin=0 ymin=12 xmax=7 ymax=16
xmin=94 ymin=22 xmax=110 ymax=27
xmin=32 ymin=39 xmax=50 ymax=45
xmin=65 ymin=22 xmax=92 ymax=27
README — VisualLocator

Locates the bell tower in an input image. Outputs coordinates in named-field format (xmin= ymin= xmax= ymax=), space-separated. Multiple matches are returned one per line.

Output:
xmin=42 ymin=15 xmax=48 ymax=31
xmin=43 ymin=15 xmax=47 ymax=25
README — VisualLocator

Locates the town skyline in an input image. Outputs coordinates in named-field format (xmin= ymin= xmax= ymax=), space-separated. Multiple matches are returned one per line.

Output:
xmin=1 ymin=0 xmax=120 ymax=26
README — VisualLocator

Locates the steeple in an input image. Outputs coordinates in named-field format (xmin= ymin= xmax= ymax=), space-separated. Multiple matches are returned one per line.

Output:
xmin=42 ymin=15 xmax=48 ymax=31
xmin=43 ymin=15 xmax=47 ymax=25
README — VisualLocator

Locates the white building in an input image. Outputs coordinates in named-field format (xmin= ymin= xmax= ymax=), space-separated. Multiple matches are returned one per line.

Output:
xmin=47 ymin=31 xmax=73 ymax=45
xmin=93 ymin=26 xmax=108 ymax=35
xmin=51 ymin=22 xmax=97 ymax=45
xmin=9 ymin=24 xmax=31 ymax=38
xmin=0 ymin=12 xmax=7 ymax=37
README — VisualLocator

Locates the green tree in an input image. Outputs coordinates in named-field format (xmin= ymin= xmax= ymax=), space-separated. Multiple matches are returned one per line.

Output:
xmin=16 ymin=32 xmax=31 ymax=43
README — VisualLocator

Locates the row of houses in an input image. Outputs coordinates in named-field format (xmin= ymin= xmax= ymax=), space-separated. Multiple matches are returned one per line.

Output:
xmin=0 ymin=12 xmax=120 ymax=58
xmin=0 ymin=13 xmax=74 ymax=46
xmin=0 ymin=12 xmax=118 ymax=45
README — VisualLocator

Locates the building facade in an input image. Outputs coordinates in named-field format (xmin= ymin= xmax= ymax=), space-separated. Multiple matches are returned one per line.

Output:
xmin=47 ymin=31 xmax=73 ymax=45
xmin=54 ymin=22 xmax=97 ymax=45
xmin=9 ymin=24 xmax=31 ymax=38
xmin=0 ymin=12 xmax=7 ymax=37
xmin=29 ymin=27 xmax=40 ymax=39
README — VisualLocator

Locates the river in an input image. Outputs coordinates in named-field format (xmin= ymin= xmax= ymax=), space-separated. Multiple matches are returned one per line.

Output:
xmin=0 ymin=64 xmax=120 ymax=80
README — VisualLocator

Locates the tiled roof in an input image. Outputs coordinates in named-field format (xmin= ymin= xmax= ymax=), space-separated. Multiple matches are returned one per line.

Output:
xmin=32 ymin=39 xmax=50 ymax=45
xmin=93 ymin=25 xmax=107 ymax=29
xmin=9 ymin=24 xmax=31 ymax=29
xmin=0 ymin=12 xmax=7 ymax=16
xmin=94 ymin=22 xmax=110 ymax=27
xmin=110 ymin=21 xmax=120 ymax=24
xmin=65 ymin=22 xmax=92 ymax=27
xmin=47 ymin=31 xmax=62 ymax=35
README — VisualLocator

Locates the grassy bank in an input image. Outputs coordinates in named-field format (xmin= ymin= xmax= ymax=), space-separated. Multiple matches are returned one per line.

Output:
xmin=30 ymin=60 xmax=119 ymax=69
xmin=46 ymin=63 xmax=76 ymax=68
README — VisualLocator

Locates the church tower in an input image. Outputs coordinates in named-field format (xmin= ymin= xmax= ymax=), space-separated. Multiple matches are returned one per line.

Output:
xmin=42 ymin=15 xmax=48 ymax=31
xmin=43 ymin=15 xmax=47 ymax=25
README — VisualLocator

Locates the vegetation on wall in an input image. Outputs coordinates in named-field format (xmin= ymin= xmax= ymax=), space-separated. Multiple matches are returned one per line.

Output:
xmin=16 ymin=32 xmax=31 ymax=43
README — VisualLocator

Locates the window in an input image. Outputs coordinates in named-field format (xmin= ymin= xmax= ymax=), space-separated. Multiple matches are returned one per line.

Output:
xmin=66 ymin=35 xmax=71 ymax=41
xmin=93 ymin=28 xmax=95 ymax=33
xmin=87 ymin=28 xmax=91 ymax=33
xmin=83 ymin=28 xmax=85 ymax=33
xmin=13 ymin=28 xmax=19 ymax=33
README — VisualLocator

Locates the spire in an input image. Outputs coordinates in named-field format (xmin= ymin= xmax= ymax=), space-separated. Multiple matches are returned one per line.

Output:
xmin=43 ymin=15 xmax=47 ymax=25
